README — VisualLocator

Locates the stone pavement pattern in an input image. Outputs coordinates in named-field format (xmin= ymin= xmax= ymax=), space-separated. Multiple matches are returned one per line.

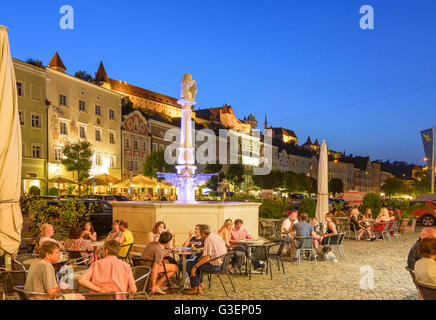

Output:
xmin=149 ymin=232 xmax=419 ymax=300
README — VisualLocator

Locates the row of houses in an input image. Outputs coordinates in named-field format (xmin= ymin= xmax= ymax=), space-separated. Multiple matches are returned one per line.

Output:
xmin=16 ymin=52 xmax=391 ymax=195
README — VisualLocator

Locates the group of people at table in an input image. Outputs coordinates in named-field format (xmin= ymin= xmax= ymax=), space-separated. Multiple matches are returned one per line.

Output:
xmin=279 ymin=206 xmax=404 ymax=256
xmin=21 ymin=217 xmax=257 ymax=298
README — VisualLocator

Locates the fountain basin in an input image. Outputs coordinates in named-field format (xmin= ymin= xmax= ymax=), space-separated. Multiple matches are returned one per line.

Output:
xmin=112 ymin=201 xmax=261 ymax=247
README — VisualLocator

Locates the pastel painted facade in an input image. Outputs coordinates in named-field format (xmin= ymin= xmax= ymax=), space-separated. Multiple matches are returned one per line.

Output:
xmin=121 ymin=110 xmax=152 ymax=179
xmin=45 ymin=54 xmax=122 ymax=184
xmin=13 ymin=59 xmax=48 ymax=194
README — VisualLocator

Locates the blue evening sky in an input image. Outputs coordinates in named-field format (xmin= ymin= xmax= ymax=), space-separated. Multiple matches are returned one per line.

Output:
xmin=2 ymin=0 xmax=435 ymax=164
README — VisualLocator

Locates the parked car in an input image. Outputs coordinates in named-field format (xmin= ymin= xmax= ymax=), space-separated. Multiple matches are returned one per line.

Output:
xmin=46 ymin=199 xmax=113 ymax=237
xmin=329 ymin=198 xmax=351 ymax=208
xmin=87 ymin=194 xmax=117 ymax=202
xmin=113 ymin=195 xmax=129 ymax=201
xmin=409 ymin=200 xmax=436 ymax=226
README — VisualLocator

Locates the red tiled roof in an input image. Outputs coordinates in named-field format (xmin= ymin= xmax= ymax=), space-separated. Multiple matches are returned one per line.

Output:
xmin=48 ymin=52 xmax=66 ymax=71
xmin=108 ymin=78 xmax=180 ymax=108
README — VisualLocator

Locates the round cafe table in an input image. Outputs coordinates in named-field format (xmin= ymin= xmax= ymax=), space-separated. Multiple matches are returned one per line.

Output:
xmin=170 ymin=248 xmax=201 ymax=292
xmin=231 ymin=239 xmax=264 ymax=277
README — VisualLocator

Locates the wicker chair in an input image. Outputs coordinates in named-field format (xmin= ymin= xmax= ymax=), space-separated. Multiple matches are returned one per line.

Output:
xmin=13 ymin=285 xmax=65 ymax=300
xmin=294 ymin=236 xmax=317 ymax=264
xmin=131 ymin=266 xmax=151 ymax=300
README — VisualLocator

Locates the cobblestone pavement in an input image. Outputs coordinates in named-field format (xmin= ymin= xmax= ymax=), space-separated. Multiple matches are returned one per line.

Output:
xmin=148 ymin=231 xmax=420 ymax=301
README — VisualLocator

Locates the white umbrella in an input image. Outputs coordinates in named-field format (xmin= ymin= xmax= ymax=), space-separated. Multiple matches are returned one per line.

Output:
xmin=315 ymin=140 xmax=329 ymax=232
xmin=0 ymin=26 xmax=23 ymax=259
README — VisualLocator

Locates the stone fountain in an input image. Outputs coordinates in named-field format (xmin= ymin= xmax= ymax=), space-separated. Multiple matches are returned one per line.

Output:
xmin=111 ymin=74 xmax=260 ymax=248
xmin=156 ymin=73 xmax=217 ymax=203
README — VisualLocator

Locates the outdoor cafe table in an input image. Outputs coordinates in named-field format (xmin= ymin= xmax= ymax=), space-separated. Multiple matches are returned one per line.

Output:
xmin=83 ymin=240 xmax=105 ymax=260
xmin=232 ymin=239 xmax=264 ymax=278
xmin=169 ymin=247 xmax=201 ymax=292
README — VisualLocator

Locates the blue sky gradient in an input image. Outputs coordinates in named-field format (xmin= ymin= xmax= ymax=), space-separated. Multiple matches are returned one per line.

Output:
xmin=2 ymin=0 xmax=436 ymax=164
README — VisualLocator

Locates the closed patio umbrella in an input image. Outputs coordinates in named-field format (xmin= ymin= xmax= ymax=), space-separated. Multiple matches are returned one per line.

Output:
xmin=315 ymin=140 xmax=329 ymax=232
xmin=0 ymin=26 xmax=23 ymax=262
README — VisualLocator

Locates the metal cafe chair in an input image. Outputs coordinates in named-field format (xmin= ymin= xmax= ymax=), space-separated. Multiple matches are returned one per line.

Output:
xmin=416 ymin=281 xmax=436 ymax=300
xmin=0 ymin=270 xmax=28 ymax=300
xmin=13 ymin=253 xmax=39 ymax=271
xmin=131 ymin=266 xmax=151 ymax=300
xmin=119 ymin=243 xmax=134 ymax=265
xmin=294 ymin=236 xmax=317 ymax=264
xmin=197 ymin=252 xmax=236 ymax=296
xmin=13 ymin=285 xmax=65 ymax=300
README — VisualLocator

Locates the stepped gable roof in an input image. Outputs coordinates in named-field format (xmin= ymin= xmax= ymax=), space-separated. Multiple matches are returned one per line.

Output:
xmin=303 ymin=136 xmax=313 ymax=145
xmin=48 ymin=52 xmax=66 ymax=71
xmin=109 ymin=78 xmax=180 ymax=108
xmin=95 ymin=61 xmax=109 ymax=82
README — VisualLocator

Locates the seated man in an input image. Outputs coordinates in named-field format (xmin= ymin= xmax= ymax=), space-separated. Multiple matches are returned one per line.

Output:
xmin=79 ymin=240 xmax=137 ymax=300
xmin=281 ymin=210 xmax=299 ymax=255
xmin=25 ymin=241 xmax=83 ymax=300
xmin=185 ymin=225 xmax=227 ymax=295
xmin=140 ymin=231 xmax=178 ymax=295
xmin=407 ymin=227 xmax=436 ymax=269
xmin=414 ymin=237 xmax=436 ymax=300
xmin=292 ymin=213 xmax=322 ymax=250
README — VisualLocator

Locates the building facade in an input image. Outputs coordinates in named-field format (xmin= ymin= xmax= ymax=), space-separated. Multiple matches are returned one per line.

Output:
xmin=45 ymin=53 xmax=122 ymax=185
xmin=14 ymin=59 xmax=48 ymax=194
xmin=121 ymin=110 xmax=152 ymax=179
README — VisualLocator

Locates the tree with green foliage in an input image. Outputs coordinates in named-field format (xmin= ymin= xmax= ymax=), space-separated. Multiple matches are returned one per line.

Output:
xmin=247 ymin=114 xmax=258 ymax=129
xmin=328 ymin=178 xmax=344 ymax=196
xmin=74 ymin=70 xmax=93 ymax=82
xmin=48 ymin=187 xmax=59 ymax=196
xmin=299 ymin=198 xmax=316 ymax=217
xmin=259 ymin=198 xmax=290 ymax=218
xmin=411 ymin=169 xmax=431 ymax=195
xmin=29 ymin=186 xmax=41 ymax=197
xmin=143 ymin=149 xmax=173 ymax=180
xmin=205 ymin=163 xmax=224 ymax=191
xmin=381 ymin=177 xmax=409 ymax=197
xmin=361 ymin=192 xmax=383 ymax=218
xmin=283 ymin=171 xmax=314 ymax=194
xmin=252 ymin=168 xmax=284 ymax=190
xmin=61 ymin=140 xmax=93 ymax=197
xmin=26 ymin=58 xmax=44 ymax=68
xmin=121 ymin=96 xmax=135 ymax=115
xmin=225 ymin=164 xmax=245 ymax=190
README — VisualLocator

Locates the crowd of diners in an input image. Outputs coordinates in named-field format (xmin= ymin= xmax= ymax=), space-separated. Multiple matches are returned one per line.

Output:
xmin=21 ymin=217 xmax=258 ymax=298
xmin=18 ymin=208 xmax=436 ymax=300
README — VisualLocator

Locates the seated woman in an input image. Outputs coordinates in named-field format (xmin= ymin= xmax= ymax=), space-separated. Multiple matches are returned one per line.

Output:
xmin=64 ymin=225 xmax=94 ymax=257
xmin=81 ymin=221 xmax=97 ymax=242
xmin=217 ymin=219 xmax=241 ymax=274
xmin=146 ymin=221 xmax=177 ymax=265
xmin=365 ymin=208 xmax=372 ymax=219
xmin=414 ymin=237 xmax=436 ymax=300
xmin=372 ymin=207 xmax=392 ymax=238
xmin=350 ymin=209 xmax=375 ymax=241
xmin=321 ymin=213 xmax=338 ymax=245
xmin=182 ymin=224 xmax=205 ymax=254
xmin=104 ymin=220 xmax=122 ymax=242
xmin=182 ymin=224 xmax=205 ymax=280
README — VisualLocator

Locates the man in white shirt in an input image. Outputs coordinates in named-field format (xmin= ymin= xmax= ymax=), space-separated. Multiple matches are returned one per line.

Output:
xmin=281 ymin=210 xmax=299 ymax=256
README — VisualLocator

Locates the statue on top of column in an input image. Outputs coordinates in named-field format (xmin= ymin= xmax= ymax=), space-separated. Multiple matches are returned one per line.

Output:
xmin=178 ymin=73 xmax=197 ymax=106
